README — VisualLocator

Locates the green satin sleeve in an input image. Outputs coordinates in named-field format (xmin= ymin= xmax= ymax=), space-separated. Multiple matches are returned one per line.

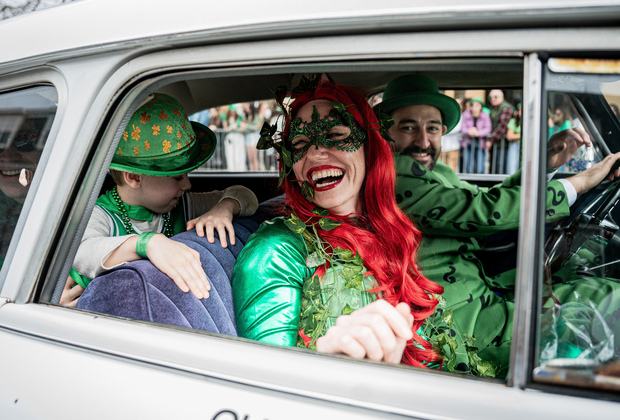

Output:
xmin=232 ymin=218 xmax=312 ymax=346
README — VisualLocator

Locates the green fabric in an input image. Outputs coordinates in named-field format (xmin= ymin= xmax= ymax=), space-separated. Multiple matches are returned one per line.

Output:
xmin=232 ymin=218 xmax=311 ymax=345
xmin=109 ymin=93 xmax=216 ymax=177
xmin=549 ymin=119 xmax=573 ymax=138
xmin=507 ymin=118 xmax=521 ymax=137
xmin=70 ymin=190 xmax=186 ymax=288
xmin=395 ymin=156 xmax=571 ymax=377
xmin=233 ymin=218 xmax=380 ymax=349
xmin=100 ymin=189 xmax=154 ymax=221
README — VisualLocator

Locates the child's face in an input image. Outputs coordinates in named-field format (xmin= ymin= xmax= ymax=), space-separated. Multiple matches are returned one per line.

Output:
xmin=138 ymin=173 xmax=191 ymax=214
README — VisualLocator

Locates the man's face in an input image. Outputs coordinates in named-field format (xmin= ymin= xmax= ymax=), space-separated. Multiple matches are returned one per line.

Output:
xmin=489 ymin=90 xmax=504 ymax=107
xmin=387 ymin=104 xmax=446 ymax=170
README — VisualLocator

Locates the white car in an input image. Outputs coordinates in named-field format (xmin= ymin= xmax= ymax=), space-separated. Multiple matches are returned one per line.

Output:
xmin=1 ymin=0 xmax=620 ymax=418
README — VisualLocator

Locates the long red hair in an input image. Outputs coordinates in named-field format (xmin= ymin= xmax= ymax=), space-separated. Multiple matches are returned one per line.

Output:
xmin=281 ymin=81 xmax=444 ymax=367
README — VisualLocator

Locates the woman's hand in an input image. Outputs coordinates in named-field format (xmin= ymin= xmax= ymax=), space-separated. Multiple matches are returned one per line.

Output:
xmin=316 ymin=300 xmax=413 ymax=364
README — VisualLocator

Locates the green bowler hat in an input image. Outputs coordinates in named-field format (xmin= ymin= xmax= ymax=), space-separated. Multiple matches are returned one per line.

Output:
xmin=374 ymin=74 xmax=462 ymax=134
xmin=110 ymin=93 xmax=216 ymax=177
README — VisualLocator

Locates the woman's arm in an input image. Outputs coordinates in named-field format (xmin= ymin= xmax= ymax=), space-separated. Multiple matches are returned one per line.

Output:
xmin=232 ymin=218 xmax=310 ymax=346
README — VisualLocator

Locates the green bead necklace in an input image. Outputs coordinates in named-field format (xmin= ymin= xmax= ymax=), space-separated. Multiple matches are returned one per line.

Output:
xmin=110 ymin=186 xmax=173 ymax=238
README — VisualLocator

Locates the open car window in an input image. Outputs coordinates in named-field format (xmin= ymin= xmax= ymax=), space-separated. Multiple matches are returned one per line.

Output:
xmin=54 ymin=63 xmax=537 ymax=381
xmin=536 ymin=58 xmax=620 ymax=392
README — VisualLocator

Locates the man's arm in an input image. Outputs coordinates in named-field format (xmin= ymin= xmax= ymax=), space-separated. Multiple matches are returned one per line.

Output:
xmin=395 ymin=157 xmax=570 ymax=237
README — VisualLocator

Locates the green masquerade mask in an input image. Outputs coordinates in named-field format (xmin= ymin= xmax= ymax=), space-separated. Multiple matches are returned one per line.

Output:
xmin=288 ymin=106 xmax=367 ymax=163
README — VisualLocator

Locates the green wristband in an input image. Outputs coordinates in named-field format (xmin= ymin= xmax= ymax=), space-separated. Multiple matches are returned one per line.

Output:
xmin=136 ymin=232 xmax=156 ymax=259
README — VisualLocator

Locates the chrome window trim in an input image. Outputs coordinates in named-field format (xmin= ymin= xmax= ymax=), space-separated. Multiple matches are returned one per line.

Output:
xmin=509 ymin=53 xmax=545 ymax=389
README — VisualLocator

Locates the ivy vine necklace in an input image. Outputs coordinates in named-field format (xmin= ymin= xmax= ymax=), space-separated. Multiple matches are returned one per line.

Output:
xmin=110 ymin=186 xmax=173 ymax=238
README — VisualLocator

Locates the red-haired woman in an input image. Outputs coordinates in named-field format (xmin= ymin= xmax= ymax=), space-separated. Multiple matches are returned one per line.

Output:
xmin=232 ymin=81 xmax=443 ymax=367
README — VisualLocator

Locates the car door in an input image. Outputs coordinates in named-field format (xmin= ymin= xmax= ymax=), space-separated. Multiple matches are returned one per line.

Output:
xmin=1 ymin=7 xmax=620 ymax=420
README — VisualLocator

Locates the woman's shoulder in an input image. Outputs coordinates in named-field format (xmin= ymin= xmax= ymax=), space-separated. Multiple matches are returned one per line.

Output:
xmin=256 ymin=216 xmax=295 ymax=234
xmin=245 ymin=217 xmax=307 ymax=252
xmin=233 ymin=216 xmax=310 ymax=283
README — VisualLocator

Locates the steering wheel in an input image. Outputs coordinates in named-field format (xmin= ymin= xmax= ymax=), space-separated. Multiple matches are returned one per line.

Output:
xmin=544 ymin=177 xmax=620 ymax=275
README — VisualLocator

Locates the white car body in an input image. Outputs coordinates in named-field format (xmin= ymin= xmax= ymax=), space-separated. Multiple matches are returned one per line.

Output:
xmin=1 ymin=1 xmax=619 ymax=418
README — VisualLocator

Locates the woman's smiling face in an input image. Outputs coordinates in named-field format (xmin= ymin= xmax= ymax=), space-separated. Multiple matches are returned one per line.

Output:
xmin=291 ymin=99 xmax=366 ymax=216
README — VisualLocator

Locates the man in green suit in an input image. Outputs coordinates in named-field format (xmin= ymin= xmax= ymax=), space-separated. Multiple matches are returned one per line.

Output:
xmin=374 ymin=74 xmax=620 ymax=377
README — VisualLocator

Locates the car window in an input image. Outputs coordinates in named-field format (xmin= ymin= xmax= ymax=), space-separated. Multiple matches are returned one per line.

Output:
xmin=0 ymin=86 xmax=56 ymax=270
xmin=536 ymin=58 xmax=620 ymax=392
xmin=189 ymin=101 xmax=280 ymax=173
xmin=64 ymin=66 xmax=527 ymax=379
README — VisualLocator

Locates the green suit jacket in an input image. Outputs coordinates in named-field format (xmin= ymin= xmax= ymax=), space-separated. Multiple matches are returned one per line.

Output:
xmin=395 ymin=156 xmax=570 ymax=377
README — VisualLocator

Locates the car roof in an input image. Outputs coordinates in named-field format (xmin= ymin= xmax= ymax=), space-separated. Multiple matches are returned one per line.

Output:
xmin=1 ymin=0 xmax=619 ymax=67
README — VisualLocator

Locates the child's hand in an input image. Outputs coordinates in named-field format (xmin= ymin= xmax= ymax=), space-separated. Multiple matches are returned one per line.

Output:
xmin=147 ymin=234 xmax=211 ymax=300
xmin=186 ymin=198 xmax=239 ymax=248
xmin=59 ymin=276 xmax=84 ymax=307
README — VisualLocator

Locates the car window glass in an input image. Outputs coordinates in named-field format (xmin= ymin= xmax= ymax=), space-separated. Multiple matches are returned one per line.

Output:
xmin=0 ymin=86 xmax=56 ymax=269
xmin=537 ymin=59 xmax=620 ymax=392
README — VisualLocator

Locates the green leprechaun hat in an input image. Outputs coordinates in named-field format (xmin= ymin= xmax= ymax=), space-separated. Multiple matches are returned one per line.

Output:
xmin=110 ymin=93 xmax=216 ymax=176
xmin=373 ymin=74 xmax=461 ymax=134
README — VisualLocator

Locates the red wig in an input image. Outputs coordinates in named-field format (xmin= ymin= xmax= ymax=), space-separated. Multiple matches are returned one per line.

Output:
xmin=281 ymin=81 xmax=444 ymax=367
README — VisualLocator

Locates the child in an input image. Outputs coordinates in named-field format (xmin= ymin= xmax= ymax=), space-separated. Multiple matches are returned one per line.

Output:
xmin=61 ymin=93 xmax=258 ymax=306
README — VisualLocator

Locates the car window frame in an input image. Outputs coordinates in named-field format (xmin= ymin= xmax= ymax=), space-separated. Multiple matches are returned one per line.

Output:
xmin=0 ymin=70 xmax=65 ymax=297
xmin=527 ymin=57 xmax=620 ymax=397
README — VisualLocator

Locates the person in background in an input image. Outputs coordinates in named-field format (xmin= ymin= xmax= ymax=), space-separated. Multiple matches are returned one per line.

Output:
xmin=549 ymin=105 xmax=573 ymax=137
xmin=487 ymin=89 xmax=514 ymax=174
xmin=461 ymin=97 xmax=492 ymax=174
xmin=505 ymin=103 xmax=522 ymax=174
xmin=439 ymin=97 xmax=462 ymax=171
xmin=243 ymin=102 xmax=263 ymax=171
xmin=223 ymin=105 xmax=247 ymax=171
xmin=207 ymin=107 xmax=223 ymax=132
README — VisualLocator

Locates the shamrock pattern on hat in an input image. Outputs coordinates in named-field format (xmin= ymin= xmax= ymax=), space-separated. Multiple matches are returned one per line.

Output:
xmin=118 ymin=94 xmax=195 ymax=159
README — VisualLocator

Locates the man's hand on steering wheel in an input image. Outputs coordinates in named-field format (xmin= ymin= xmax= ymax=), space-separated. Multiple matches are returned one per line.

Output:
xmin=567 ymin=151 xmax=620 ymax=194
xmin=547 ymin=127 xmax=592 ymax=171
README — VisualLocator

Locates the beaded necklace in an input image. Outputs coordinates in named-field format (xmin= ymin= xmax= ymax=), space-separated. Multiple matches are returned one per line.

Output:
xmin=110 ymin=186 xmax=173 ymax=238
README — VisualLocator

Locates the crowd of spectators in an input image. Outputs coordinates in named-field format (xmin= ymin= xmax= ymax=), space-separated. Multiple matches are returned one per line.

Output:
xmin=438 ymin=90 xmax=597 ymax=175
xmin=190 ymin=101 xmax=281 ymax=172
xmin=193 ymin=93 xmax=618 ymax=176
